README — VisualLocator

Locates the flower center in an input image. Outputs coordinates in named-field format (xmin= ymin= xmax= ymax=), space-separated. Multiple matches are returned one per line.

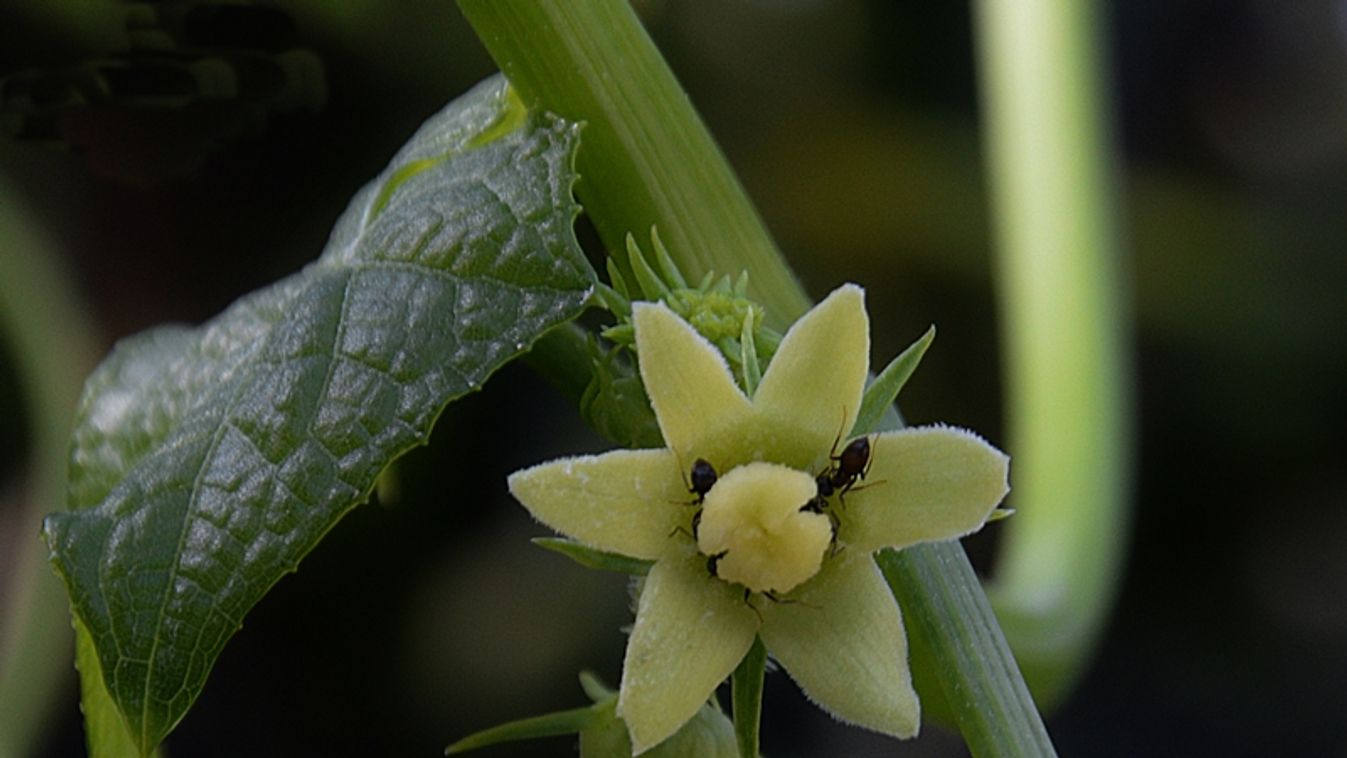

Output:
xmin=695 ymin=462 xmax=832 ymax=594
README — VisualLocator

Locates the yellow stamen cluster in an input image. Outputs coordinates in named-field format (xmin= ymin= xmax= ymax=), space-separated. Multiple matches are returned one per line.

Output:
xmin=695 ymin=462 xmax=832 ymax=594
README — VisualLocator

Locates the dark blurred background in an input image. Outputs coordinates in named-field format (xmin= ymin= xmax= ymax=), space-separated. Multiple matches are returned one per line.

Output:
xmin=2 ymin=1 xmax=1346 ymax=756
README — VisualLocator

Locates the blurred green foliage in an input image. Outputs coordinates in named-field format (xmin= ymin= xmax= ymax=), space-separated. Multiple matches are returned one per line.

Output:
xmin=3 ymin=1 xmax=1345 ymax=756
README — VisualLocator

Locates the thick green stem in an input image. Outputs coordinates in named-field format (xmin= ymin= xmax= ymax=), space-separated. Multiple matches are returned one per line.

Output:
xmin=973 ymin=0 xmax=1132 ymax=705
xmin=456 ymin=0 xmax=810 ymax=329
xmin=878 ymin=544 xmax=1055 ymax=758
xmin=458 ymin=1 xmax=1054 ymax=753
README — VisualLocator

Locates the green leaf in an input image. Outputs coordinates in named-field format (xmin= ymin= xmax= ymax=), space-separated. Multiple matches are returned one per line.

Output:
xmin=73 ymin=619 xmax=154 ymax=758
xmin=42 ymin=74 xmax=593 ymax=755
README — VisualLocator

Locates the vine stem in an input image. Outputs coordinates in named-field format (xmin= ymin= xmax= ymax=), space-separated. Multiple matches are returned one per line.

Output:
xmin=973 ymin=0 xmax=1132 ymax=705
xmin=457 ymin=2 xmax=1056 ymax=755
xmin=456 ymin=0 xmax=810 ymax=330
xmin=878 ymin=543 xmax=1054 ymax=757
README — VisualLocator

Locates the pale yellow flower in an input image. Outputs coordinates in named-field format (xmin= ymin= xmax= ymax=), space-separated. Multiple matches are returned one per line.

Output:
xmin=509 ymin=284 xmax=1009 ymax=753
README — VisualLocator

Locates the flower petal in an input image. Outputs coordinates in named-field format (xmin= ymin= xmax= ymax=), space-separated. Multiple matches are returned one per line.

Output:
xmin=508 ymin=449 xmax=688 ymax=560
xmin=752 ymin=284 xmax=869 ymax=469
xmin=617 ymin=549 xmax=759 ymax=754
xmin=758 ymin=551 xmax=919 ymax=738
xmin=842 ymin=425 xmax=1010 ymax=553
xmin=633 ymin=301 xmax=753 ymax=465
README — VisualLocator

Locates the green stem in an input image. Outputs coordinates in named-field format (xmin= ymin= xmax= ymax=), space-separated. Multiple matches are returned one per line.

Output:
xmin=878 ymin=545 xmax=1055 ymax=758
xmin=457 ymin=1 xmax=1054 ymax=753
xmin=730 ymin=636 xmax=766 ymax=758
xmin=973 ymin=0 xmax=1132 ymax=705
xmin=456 ymin=0 xmax=810 ymax=329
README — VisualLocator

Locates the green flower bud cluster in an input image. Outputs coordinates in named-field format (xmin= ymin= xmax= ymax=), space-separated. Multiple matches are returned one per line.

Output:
xmin=594 ymin=227 xmax=781 ymax=396
xmin=578 ymin=227 xmax=785 ymax=448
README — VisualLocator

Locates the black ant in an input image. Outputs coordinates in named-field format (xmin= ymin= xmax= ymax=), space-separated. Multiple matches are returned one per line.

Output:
xmin=671 ymin=458 xmax=718 ymax=541
xmin=824 ymin=436 xmax=872 ymax=502
xmin=688 ymin=458 xmax=718 ymax=541
xmin=688 ymin=458 xmax=717 ymax=503
xmin=798 ymin=433 xmax=872 ymax=554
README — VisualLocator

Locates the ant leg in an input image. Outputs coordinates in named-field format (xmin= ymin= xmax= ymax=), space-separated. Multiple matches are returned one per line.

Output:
xmin=838 ymin=478 xmax=888 ymax=509
xmin=741 ymin=590 xmax=764 ymax=623
xmin=825 ymin=510 xmax=844 ymax=556
xmin=669 ymin=507 xmax=705 ymax=541
xmin=829 ymin=408 xmax=848 ymax=459
xmin=860 ymin=434 xmax=876 ymax=480
xmin=759 ymin=591 xmax=820 ymax=610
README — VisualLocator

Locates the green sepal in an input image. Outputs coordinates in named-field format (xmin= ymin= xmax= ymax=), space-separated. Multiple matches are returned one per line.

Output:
xmin=532 ymin=538 xmax=655 ymax=575
xmin=596 ymin=282 xmax=633 ymax=319
xmin=739 ymin=308 xmax=762 ymax=397
xmin=606 ymin=258 xmax=632 ymax=300
xmin=627 ymin=232 xmax=672 ymax=300
xmin=853 ymin=325 xmax=936 ymax=435
xmin=732 ymin=270 xmax=750 ymax=298
xmin=647 ymin=226 xmax=687 ymax=289
xmin=577 ymin=341 xmax=664 ymax=449
xmin=447 ymin=672 xmax=738 ymax=757
xmin=579 ymin=670 xmax=615 ymax=702
xmin=446 ymin=705 xmax=602 ymax=754
xmin=600 ymin=323 xmax=636 ymax=346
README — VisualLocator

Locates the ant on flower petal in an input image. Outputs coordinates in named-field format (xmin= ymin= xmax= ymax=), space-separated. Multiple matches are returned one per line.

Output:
xmin=813 ymin=411 xmax=874 ymax=506
xmin=827 ymin=436 xmax=873 ymax=501
xmin=670 ymin=458 xmax=718 ymax=541
xmin=688 ymin=458 xmax=717 ymax=503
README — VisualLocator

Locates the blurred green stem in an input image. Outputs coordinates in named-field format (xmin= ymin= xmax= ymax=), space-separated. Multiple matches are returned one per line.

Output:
xmin=458 ymin=1 xmax=1054 ymax=754
xmin=0 ymin=180 xmax=114 ymax=755
xmin=974 ymin=0 xmax=1132 ymax=705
